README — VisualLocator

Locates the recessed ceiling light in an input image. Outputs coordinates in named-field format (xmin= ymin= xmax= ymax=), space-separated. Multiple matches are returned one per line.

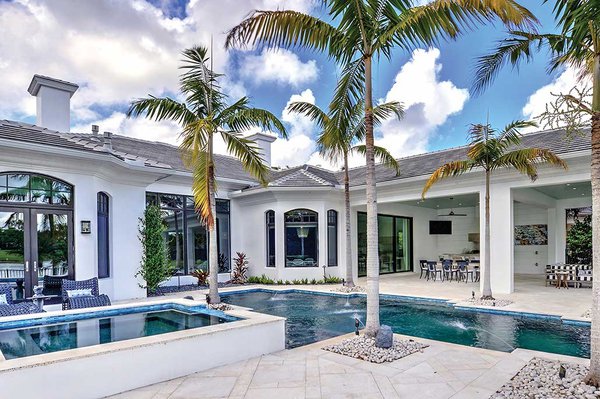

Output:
xmin=573 ymin=187 xmax=577 ymax=190
xmin=582 ymin=193 xmax=585 ymax=196
xmin=436 ymin=205 xmax=440 ymax=208
xmin=566 ymin=183 xmax=571 ymax=186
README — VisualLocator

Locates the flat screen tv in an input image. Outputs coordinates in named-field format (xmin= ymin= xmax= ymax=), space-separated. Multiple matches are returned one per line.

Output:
xmin=429 ymin=220 xmax=452 ymax=235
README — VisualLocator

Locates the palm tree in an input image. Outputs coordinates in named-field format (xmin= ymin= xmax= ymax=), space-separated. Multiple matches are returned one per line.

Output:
xmin=128 ymin=46 xmax=286 ymax=304
xmin=226 ymin=0 xmax=537 ymax=336
xmin=422 ymin=121 xmax=567 ymax=299
xmin=287 ymin=97 xmax=402 ymax=287
xmin=472 ymin=0 xmax=600 ymax=384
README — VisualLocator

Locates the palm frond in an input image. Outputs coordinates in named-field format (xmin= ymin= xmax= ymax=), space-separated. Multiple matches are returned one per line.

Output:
xmin=126 ymin=97 xmax=197 ymax=126
xmin=287 ymin=101 xmax=330 ymax=130
xmin=471 ymin=31 xmax=554 ymax=95
xmin=189 ymin=149 xmax=215 ymax=228
xmin=225 ymin=10 xmax=344 ymax=58
xmin=422 ymin=160 xmax=475 ymax=198
xmin=494 ymin=148 xmax=568 ymax=178
xmin=353 ymin=144 xmax=400 ymax=175
xmin=221 ymin=131 xmax=270 ymax=185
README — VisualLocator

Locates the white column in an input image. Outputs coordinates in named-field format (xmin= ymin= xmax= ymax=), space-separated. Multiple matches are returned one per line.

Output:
xmin=487 ymin=184 xmax=514 ymax=294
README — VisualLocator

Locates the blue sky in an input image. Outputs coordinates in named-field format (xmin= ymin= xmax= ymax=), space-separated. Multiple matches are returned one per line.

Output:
xmin=0 ymin=0 xmax=578 ymax=169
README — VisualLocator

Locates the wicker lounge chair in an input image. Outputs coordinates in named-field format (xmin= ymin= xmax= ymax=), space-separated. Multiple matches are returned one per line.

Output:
xmin=0 ymin=284 xmax=43 ymax=317
xmin=61 ymin=277 xmax=111 ymax=310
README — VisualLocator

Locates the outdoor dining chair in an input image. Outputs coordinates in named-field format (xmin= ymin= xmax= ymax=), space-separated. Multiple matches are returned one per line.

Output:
xmin=419 ymin=260 xmax=429 ymax=279
xmin=441 ymin=259 xmax=454 ymax=281
xmin=457 ymin=261 xmax=473 ymax=283
xmin=427 ymin=261 xmax=443 ymax=281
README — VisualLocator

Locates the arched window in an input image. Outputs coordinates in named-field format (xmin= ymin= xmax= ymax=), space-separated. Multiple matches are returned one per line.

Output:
xmin=284 ymin=209 xmax=318 ymax=268
xmin=266 ymin=210 xmax=275 ymax=267
xmin=327 ymin=210 xmax=338 ymax=266
xmin=0 ymin=172 xmax=72 ymax=206
xmin=97 ymin=192 xmax=110 ymax=278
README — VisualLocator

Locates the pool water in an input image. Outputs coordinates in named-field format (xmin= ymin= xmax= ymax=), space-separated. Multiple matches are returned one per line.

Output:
xmin=222 ymin=291 xmax=590 ymax=358
xmin=0 ymin=309 xmax=231 ymax=360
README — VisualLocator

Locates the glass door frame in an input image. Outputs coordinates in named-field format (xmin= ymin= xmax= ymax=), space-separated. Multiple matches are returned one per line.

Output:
xmin=0 ymin=204 xmax=74 ymax=298
xmin=357 ymin=211 xmax=414 ymax=277
xmin=0 ymin=206 xmax=31 ymax=300
xmin=30 ymin=207 xmax=74 ymax=291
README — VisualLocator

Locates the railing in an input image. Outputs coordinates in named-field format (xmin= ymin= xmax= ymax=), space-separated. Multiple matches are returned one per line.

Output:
xmin=0 ymin=264 xmax=68 ymax=280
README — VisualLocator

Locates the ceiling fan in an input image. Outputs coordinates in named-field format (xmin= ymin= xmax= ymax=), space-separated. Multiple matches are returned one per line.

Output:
xmin=439 ymin=198 xmax=467 ymax=217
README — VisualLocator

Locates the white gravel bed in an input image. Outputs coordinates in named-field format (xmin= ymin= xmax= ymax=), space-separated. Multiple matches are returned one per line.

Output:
xmin=582 ymin=309 xmax=592 ymax=318
xmin=491 ymin=358 xmax=600 ymax=399
xmin=463 ymin=297 xmax=513 ymax=307
xmin=323 ymin=336 xmax=428 ymax=364
xmin=332 ymin=285 xmax=366 ymax=293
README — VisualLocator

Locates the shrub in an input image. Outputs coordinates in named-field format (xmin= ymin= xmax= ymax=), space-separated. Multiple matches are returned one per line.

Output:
xmin=218 ymin=253 xmax=229 ymax=274
xmin=137 ymin=205 xmax=174 ymax=294
xmin=191 ymin=269 xmax=209 ymax=286
xmin=247 ymin=274 xmax=276 ymax=284
xmin=323 ymin=275 xmax=343 ymax=284
xmin=231 ymin=252 xmax=249 ymax=284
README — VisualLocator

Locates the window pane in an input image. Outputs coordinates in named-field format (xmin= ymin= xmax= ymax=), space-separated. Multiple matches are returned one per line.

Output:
xmin=216 ymin=199 xmax=229 ymax=214
xmin=7 ymin=174 xmax=29 ymax=189
xmin=0 ymin=175 xmax=6 ymax=187
xmin=396 ymin=218 xmax=411 ymax=272
xmin=52 ymin=180 xmax=71 ymax=193
xmin=98 ymin=193 xmax=110 ymax=278
xmin=146 ymin=193 xmax=159 ymax=207
xmin=378 ymin=215 xmax=394 ymax=274
xmin=285 ymin=226 xmax=318 ymax=267
xmin=163 ymin=210 xmax=184 ymax=273
xmin=217 ymin=213 xmax=230 ymax=272
xmin=53 ymin=191 xmax=71 ymax=206
xmin=31 ymin=189 xmax=52 ymax=204
xmin=30 ymin=176 xmax=52 ymax=191
xmin=357 ymin=213 xmax=367 ymax=277
xmin=268 ymin=226 xmax=276 ymax=267
xmin=160 ymin=194 xmax=183 ymax=209
xmin=328 ymin=224 xmax=337 ymax=266
xmin=6 ymin=188 xmax=29 ymax=202
xmin=186 ymin=212 xmax=208 ymax=273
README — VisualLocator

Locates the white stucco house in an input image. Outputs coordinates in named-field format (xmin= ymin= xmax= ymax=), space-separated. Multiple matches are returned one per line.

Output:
xmin=0 ymin=75 xmax=592 ymax=302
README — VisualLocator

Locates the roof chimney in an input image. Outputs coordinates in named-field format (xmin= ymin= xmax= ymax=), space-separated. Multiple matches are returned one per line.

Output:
xmin=247 ymin=132 xmax=277 ymax=167
xmin=91 ymin=125 xmax=99 ymax=135
xmin=27 ymin=75 xmax=78 ymax=132
xmin=103 ymin=131 xmax=113 ymax=151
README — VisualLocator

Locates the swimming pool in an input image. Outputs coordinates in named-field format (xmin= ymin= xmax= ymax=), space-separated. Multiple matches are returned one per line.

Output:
xmin=0 ymin=303 xmax=237 ymax=359
xmin=221 ymin=290 xmax=590 ymax=358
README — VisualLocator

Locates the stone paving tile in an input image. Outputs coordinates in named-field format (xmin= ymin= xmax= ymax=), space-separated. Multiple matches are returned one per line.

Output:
xmin=169 ymin=376 xmax=237 ymax=399
xmin=393 ymin=382 xmax=456 ymax=399
xmin=320 ymin=372 xmax=382 ymax=398
xmin=110 ymin=332 xmax=587 ymax=399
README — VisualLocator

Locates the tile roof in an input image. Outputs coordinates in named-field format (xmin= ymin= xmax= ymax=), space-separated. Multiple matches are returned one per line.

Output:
xmin=268 ymin=165 xmax=339 ymax=187
xmin=0 ymin=121 xmax=591 ymax=189
xmin=0 ymin=120 xmax=257 ymax=182
xmin=340 ymin=128 xmax=591 ymax=187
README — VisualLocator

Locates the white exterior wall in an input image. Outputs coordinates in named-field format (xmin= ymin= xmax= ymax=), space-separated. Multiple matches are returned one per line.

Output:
xmin=232 ymin=190 xmax=345 ymax=282
xmin=513 ymin=203 xmax=549 ymax=275
xmin=434 ymin=206 xmax=480 ymax=257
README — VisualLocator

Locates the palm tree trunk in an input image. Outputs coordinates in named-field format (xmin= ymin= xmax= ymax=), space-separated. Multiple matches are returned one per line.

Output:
xmin=585 ymin=54 xmax=600 ymax=387
xmin=363 ymin=55 xmax=380 ymax=337
xmin=481 ymin=169 xmax=493 ymax=299
xmin=208 ymin=134 xmax=220 ymax=304
xmin=344 ymin=152 xmax=354 ymax=287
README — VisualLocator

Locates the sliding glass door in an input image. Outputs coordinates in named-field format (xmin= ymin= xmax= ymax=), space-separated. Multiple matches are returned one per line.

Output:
xmin=357 ymin=212 xmax=413 ymax=277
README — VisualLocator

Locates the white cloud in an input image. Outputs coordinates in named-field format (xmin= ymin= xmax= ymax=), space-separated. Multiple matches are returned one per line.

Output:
xmin=0 ymin=0 xmax=316 ymax=136
xmin=522 ymin=67 xmax=591 ymax=130
xmin=271 ymin=89 xmax=317 ymax=167
xmin=240 ymin=48 xmax=319 ymax=87
xmin=349 ymin=48 xmax=469 ymax=167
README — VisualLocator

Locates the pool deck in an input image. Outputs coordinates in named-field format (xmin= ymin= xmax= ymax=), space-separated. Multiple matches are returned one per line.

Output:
xmin=106 ymin=274 xmax=592 ymax=398
xmin=109 ymin=333 xmax=588 ymax=399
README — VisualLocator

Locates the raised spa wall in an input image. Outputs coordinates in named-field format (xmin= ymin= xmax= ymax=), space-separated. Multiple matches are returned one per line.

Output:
xmin=0 ymin=298 xmax=286 ymax=399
